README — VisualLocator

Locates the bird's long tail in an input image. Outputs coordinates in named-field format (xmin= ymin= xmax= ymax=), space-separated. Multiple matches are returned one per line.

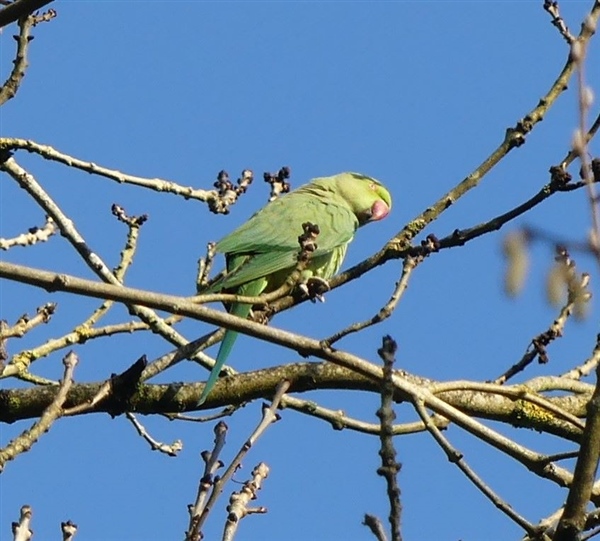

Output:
xmin=196 ymin=302 xmax=252 ymax=405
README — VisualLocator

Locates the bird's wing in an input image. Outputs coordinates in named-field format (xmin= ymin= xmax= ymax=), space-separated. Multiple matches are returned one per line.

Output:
xmin=214 ymin=194 xmax=358 ymax=289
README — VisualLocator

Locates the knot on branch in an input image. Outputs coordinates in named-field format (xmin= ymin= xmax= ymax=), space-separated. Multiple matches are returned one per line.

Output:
xmin=107 ymin=355 xmax=147 ymax=416
xmin=420 ymin=233 xmax=441 ymax=254
xmin=505 ymin=123 xmax=528 ymax=149
xmin=549 ymin=165 xmax=572 ymax=187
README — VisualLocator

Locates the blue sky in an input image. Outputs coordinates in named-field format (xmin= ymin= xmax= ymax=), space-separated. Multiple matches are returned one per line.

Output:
xmin=1 ymin=2 xmax=600 ymax=540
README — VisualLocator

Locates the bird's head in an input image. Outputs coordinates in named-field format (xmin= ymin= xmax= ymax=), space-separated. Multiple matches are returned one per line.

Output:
xmin=335 ymin=172 xmax=392 ymax=226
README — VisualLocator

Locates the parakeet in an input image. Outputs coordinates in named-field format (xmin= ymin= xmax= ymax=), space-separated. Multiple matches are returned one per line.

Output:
xmin=196 ymin=172 xmax=392 ymax=405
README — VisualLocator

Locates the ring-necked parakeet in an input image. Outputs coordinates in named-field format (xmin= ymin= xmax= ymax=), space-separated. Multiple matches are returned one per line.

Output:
xmin=196 ymin=172 xmax=392 ymax=405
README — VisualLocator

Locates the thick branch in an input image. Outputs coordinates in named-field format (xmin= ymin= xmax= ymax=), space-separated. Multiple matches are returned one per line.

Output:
xmin=554 ymin=365 xmax=600 ymax=540
xmin=0 ymin=0 xmax=52 ymax=29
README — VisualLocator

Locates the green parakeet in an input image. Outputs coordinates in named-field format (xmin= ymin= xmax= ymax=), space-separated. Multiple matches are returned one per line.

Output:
xmin=196 ymin=172 xmax=392 ymax=405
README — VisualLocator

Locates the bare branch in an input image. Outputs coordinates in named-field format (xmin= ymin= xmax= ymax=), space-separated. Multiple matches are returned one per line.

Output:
xmin=544 ymin=0 xmax=576 ymax=44
xmin=0 ymin=351 xmax=76 ymax=471
xmin=11 ymin=504 xmax=33 ymax=541
xmin=0 ymin=15 xmax=33 ymax=105
xmin=126 ymin=412 xmax=183 ymax=457
xmin=192 ymin=381 xmax=289 ymax=534
xmin=363 ymin=514 xmax=389 ymax=541
xmin=494 ymin=290 xmax=577 ymax=384
xmin=163 ymin=406 xmax=239 ymax=423
xmin=562 ymin=334 xmax=600 ymax=380
xmin=324 ymin=256 xmax=418 ymax=346
xmin=413 ymin=398 xmax=542 ymax=538
xmin=376 ymin=336 xmax=402 ymax=541
xmin=222 ymin=462 xmax=269 ymax=541
xmin=0 ymin=302 xmax=56 ymax=339
xmin=186 ymin=421 xmax=228 ymax=541
xmin=554 ymin=365 xmax=600 ymax=540
xmin=196 ymin=242 xmax=216 ymax=292
xmin=0 ymin=215 xmax=56 ymax=250
xmin=0 ymin=156 xmax=221 ymax=375
xmin=0 ymin=138 xmax=244 ymax=207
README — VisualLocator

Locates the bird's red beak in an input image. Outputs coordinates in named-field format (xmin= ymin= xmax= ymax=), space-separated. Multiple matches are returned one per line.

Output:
xmin=370 ymin=200 xmax=390 ymax=221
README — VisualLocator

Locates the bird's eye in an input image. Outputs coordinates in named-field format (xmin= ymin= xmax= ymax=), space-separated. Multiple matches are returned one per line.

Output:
xmin=370 ymin=182 xmax=376 ymax=190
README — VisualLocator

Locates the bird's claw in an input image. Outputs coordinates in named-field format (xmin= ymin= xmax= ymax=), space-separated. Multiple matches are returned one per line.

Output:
xmin=299 ymin=277 xmax=330 ymax=303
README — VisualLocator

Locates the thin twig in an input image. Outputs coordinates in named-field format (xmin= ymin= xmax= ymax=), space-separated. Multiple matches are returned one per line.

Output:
xmin=494 ymin=294 xmax=576 ymax=384
xmin=0 ymin=317 xmax=169 ymax=380
xmin=196 ymin=242 xmax=216 ymax=292
xmin=0 ymin=157 xmax=220 ymax=376
xmin=193 ymin=381 xmax=290 ymax=533
xmin=281 ymin=392 xmax=450 ymax=436
xmin=222 ymin=462 xmax=269 ymax=541
xmin=0 ymin=139 xmax=256 ymax=211
xmin=0 ymin=15 xmax=33 ymax=105
xmin=363 ymin=514 xmax=389 ymax=541
xmin=0 ymin=194 xmax=149 ymax=378
xmin=62 ymin=379 xmax=112 ymax=416
xmin=14 ymin=371 xmax=56 ymax=385
xmin=0 ymin=215 xmax=56 ymax=250
xmin=376 ymin=336 xmax=402 ymax=541
xmin=0 ymin=351 xmax=77 ymax=471
xmin=163 ymin=406 xmax=239 ymax=423
xmin=561 ymin=110 xmax=600 ymax=168
xmin=11 ymin=504 xmax=33 ymax=541
xmin=141 ymin=330 xmax=225 ymax=382
xmin=64 ymin=355 xmax=145 ymax=417
xmin=324 ymin=257 xmax=417 ymax=346
xmin=543 ymin=0 xmax=576 ymax=44
xmin=562 ymin=334 xmax=600 ymax=380
xmin=77 ymin=203 xmax=148 ymax=327
xmin=413 ymin=399 xmax=542 ymax=538
xmin=434 ymin=165 xmax=581 ymax=257
xmin=125 ymin=412 xmax=183 ymax=456
xmin=0 ymin=302 xmax=56 ymax=339
xmin=186 ymin=421 xmax=228 ymax=541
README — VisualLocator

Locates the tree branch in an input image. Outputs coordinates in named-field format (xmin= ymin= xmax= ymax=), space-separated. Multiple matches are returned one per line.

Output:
xmin=0 ymin=0 xmax=52 ymax=29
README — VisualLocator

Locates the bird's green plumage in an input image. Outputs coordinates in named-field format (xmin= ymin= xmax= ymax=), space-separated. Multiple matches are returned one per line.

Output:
xmin=196 ymin=172 xmax=392 ymax=405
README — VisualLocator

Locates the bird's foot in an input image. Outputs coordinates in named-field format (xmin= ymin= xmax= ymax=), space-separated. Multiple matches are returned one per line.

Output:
xmin=251 ymin=308 xmax=272 ymax=325
xmin=299 ymin=277 xmax=330 ymax=303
